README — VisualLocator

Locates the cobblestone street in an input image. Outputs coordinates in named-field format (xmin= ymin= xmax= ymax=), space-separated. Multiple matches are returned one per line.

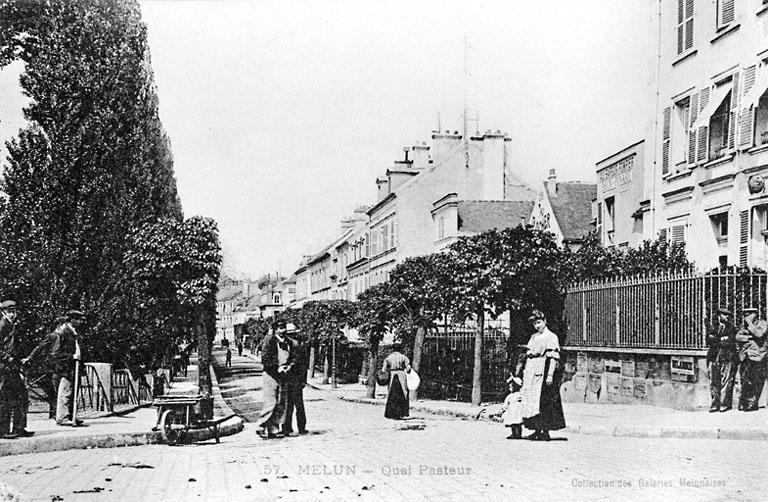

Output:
xmin=0 ymin=353 xmax=765 ymax=501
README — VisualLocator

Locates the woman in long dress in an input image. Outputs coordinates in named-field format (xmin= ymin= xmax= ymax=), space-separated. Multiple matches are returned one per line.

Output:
xmin=382 ymin=348 xmax=411 ymax=419
xmin=521 ymin=309 xmax=566 ymax=440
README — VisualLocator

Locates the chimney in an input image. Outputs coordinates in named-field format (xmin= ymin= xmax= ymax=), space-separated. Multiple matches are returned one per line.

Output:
xmin=411 ymin=141 xmax=429 ymax=169
xmin=376 ymin=177 xmax=389 ymax=201
xmin=480 ymin=129 xmax=507 ymax=200
xmin=547 ymin=168 xmax=557 ymax=197
xmin=431 ymin=130 xmax=462 ymax=165
xmin=341 ymin=218 xmax=355 ymax=232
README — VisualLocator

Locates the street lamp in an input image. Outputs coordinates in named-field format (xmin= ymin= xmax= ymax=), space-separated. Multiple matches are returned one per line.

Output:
xmin=330 ymin=315 xmax=338 ymax=388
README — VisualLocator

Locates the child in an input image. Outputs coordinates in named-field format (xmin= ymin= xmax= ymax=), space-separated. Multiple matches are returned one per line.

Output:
xmin=499 ymin=375 xmax=523 ymax=439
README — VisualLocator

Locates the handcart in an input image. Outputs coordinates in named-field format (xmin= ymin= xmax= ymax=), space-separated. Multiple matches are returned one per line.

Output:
xmin=152 ymin=394 xmax=237 ymax=445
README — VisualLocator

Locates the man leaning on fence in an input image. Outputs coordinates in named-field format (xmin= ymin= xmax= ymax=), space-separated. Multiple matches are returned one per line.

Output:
xmin=0 ymin=300 xmax=33 ymax=438
xmin=706 ymin=308 xmax=738 ymax=413
xmin=23 ymin=311 xmax=85 ymax=426
xmin=736 ymin=307 xmax=768 ymax=412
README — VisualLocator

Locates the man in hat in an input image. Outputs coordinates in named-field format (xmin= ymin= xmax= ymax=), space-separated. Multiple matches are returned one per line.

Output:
xmin=736 ymin=307 xmax=768 ymax=411
xmin=706 ymin=308 xmax=738 ymax=412
xmin=256 ymin=320 xmax=294 ymax=438
xmin=282 ymin=323 xmax=308 ymax=436
xmin=24 ymin=311 xmax=85 ymax=425
xmin=0 ymin=300 xmax=33 ymax=438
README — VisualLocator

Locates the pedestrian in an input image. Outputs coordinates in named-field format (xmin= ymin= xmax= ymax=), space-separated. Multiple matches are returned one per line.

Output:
xmin=238 ymin=341 xmax=243 ymax=357
xmin=180 ymin=348 xmax=189 ymax=377
xmin=520 ymin=309 xmax=566 ymax=441
xmin=736 ymin=307 xmax=768 ymax=412
xmin=382 ymin=344 xmax=411 ymax=420
xmin=256 ymin=320 xmax=293 ymax=438
xmin=282 ymin=324 xmax=308 ymax=436
xmin=24 ymin=311 xmax=85 ymax=426
xmin=225 ymin=347 xmax=232 ymax=367
xmin=706 ymin=308 xmax=738 ymax=412
xmin=0 ymin=300 xmax=33 ymax=438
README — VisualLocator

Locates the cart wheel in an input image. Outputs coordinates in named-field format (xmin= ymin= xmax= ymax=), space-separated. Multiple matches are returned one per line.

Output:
xmin=161 ymin=410 xmax=184 ymax=445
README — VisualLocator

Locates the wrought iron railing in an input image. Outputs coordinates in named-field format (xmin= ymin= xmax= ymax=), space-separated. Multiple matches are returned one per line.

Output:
xmin=564 ymin=269 xmax=767 ymax=350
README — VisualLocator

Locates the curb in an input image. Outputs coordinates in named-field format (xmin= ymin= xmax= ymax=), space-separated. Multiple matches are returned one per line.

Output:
xmin=0 ymin=365 xmax=245 ymax=457
xmin=327 ymin=389 xmax=768 ymax=441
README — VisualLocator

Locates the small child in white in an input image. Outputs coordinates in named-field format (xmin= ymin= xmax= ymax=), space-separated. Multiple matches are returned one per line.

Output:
xmin=499 ymin=375 xmax=523 ymax=439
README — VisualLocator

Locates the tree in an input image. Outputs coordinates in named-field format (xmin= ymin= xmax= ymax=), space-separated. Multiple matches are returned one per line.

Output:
xmin=0 ymin=0 xmax=191 ymax=368
xmin=353 ymin=283 xmax=395 ymax=398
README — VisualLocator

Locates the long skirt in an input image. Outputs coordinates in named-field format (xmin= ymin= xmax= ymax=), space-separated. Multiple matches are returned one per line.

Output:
xmin=385 ymin=371 xmax=409 ymax=419
xmin=521 ymin=357 xmax=565 ymax=431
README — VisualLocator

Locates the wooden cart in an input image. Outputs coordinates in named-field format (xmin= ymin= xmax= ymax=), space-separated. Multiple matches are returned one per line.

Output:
xmin=152 ymin=394 xmax=237 ymax=445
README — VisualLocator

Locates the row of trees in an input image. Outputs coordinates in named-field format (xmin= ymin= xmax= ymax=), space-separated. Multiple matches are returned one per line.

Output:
xmin=0 ymin=1 xmax=221 ymax=391
xmin=247 ymin=226 xmax=691 ymax=405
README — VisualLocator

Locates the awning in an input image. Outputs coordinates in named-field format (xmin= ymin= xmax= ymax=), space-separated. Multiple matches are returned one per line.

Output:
xmin=743 ymin=71 xmax=768 ymax=109
xmin=691 ymin=82 xmax=733 ymax=129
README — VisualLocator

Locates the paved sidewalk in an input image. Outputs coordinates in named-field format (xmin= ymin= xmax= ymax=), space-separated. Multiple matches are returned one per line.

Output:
xmin=0 ymin=353 xmax=243 ymax=457
xmin=306 ymin=375 xmax=768 ymax=441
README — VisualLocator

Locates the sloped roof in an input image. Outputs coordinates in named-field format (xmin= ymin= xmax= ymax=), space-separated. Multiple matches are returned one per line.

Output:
xmin=457 ymin=200 xmax=535 ymax=233
xmin=547 ymin=182 xmax=597 ymax=242
xmin=216 ymin=284 xmax=243 ymax=302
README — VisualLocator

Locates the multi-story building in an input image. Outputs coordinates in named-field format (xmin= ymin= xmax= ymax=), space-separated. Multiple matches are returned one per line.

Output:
xmin=529 ymin=169 xmax=597 ymax=250
xmin=591 ymin=141 xmax=649 ymax=249
xmin=216 ymin=278 xmax=260 ymax=341
xmin=651 ymin=0 xmax=768 ymax=269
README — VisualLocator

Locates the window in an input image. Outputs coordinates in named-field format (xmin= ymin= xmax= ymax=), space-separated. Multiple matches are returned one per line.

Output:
xmin=717 ymin=0 xmax=735 ymax=29
xmin=674 ymin=98 xmax=691 ymax=165
xmin=438 ymin=216 xmax=445 ymax=240
xmin=746 ymin=64 xmax=768 ymax=148
xmin=604 ymin=197 xmax=615 ymax=245
xmin=708 ymin=87 xmax=731 ymax=159
xmin=382 ymin=223 xmax=389 ymax=251
xmin=710 ymin=212 xmax=729 ymax=245
xmin=676 ymin=0 xmax=694 ymax=55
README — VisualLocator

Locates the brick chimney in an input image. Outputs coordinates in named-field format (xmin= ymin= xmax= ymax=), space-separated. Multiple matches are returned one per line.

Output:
xmin=547 ymin=168 xmax=557 ymax=197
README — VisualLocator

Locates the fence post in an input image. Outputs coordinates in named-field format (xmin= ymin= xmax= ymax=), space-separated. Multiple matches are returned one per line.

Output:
xmin=615 ymin=301 xmax=620 ymax=345
xmin=581 ymin=293 xmax=587 ymax=344
xmin=654 ymin=281 xmax=661 ymax=346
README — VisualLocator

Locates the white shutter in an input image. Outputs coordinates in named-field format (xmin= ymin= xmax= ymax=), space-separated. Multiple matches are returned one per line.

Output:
xmin=684 ymin=0 xmax=694 ymax=51
xmin=696 ymin=125 xmax=709 ymax=163
xmin=671 ymin=224 xmax=686 ymax=244
xmin=688 ymin=92 xmax=699 ymax=164
xmin=720 ymin=0 xmax=735 ymax=26
xmin=662 ymin=107 xmax=671 ymax=175
xmin=739 ymin=66 xmax=757 ymax=150
xmin=729 ymin=72 xmax=739 ymax=150
xmin=740 ymin=209 xmax=750 ymax=267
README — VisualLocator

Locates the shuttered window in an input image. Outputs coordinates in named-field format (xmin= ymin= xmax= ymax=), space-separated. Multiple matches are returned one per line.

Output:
xmin=688 ymin=92 xmax=699 ymax=164
xmin=729 ymin=71 xmax=740 ymax=150
xmin=662 ymin=107 xmax=671 ymax=175
xmin=718 ymin=0 xmax=735 ymax=28
xmin=739 ymin=66 xmax=757 ymax=149
xmin=740 ymin=209 xmax=749 ymax=267
xmin=659 ymin=228 xmax=668 ymax=241
xmin=671 ymin=224 xmax=686 ymax=243
xmin=677 ymin=0 xmax=694 ymax=55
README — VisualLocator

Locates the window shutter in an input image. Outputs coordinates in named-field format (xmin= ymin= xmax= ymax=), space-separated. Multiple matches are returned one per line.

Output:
xmin=696 ymin=125 xmax=709 ymax=163
xmin=729 ymin=72 xmax=739 ymax=149
xmin=743 ymin=65 xmax=757 ymax=96
xmin=690 ymin=92 xmax=699 ymax=125
xmin=684 ymin=0 xmax=694 ymax=51
xmin=677 ymin=0 xmax=685 ymax=54
xmin=721 ymin=0 xmax=735 ymax=25
xmin=699 ymin=87 xmax=710 ymax=112
xmin=662 ymin=107 xmax=671 ymax=175
xmin=671 ymin=224 xmax=685 ymax=243
xmin=659 ymin=228 xmax=668 ymax=241
xmin=688 ymin=130 xmax=697 ymax=164
xmin=738 ymin=107 xmax=755 ymax=149
xmin=740 ymin=209 xmax=749 ymax=267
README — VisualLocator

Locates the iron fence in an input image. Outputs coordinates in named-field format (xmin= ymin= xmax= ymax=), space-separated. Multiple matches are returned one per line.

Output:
xmin=565 ymin=269 xmax=768 ymax=350
xmin=419 ymin=327 xmax=509 ymax=402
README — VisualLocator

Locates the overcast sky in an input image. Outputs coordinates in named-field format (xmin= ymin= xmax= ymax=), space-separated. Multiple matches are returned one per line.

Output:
xmin=0 ymin=0 xmax=656 ymax=279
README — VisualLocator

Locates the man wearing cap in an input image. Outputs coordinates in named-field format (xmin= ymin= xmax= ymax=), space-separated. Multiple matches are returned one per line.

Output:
xmin=735 ymin=307 xmax=768 ymax=411
xmin=0 ymin=300 xmax=33 ymax=438
xmin=706 ymin=308 xmax=738 ymax=412
xmin=256 ymin=320 xmax=294 ymax=438
xmin=24 ymin=311 xmax=85 ymax=425
xmin=282 ymin=323 xmax=308 ymax=436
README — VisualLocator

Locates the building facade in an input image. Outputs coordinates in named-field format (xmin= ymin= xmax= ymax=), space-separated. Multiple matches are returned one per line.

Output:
xmin=652 ymin=0 xmax=768 ymax=269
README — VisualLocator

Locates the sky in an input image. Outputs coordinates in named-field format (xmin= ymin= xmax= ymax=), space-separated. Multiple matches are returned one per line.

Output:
xmin=0 ymin=0 xmax=656 ymax=280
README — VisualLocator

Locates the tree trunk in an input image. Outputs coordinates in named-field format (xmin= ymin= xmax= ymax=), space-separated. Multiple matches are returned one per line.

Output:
xmin=323 ymin=343 xmax=330 ymax=383
xmin=197 ymin=318 xmax=212 ymax=396
xmin=471 ymin=309 xmax=484 ymax=406
xmin=308 ymin=344 xmax=316 ymax=380
xmin=366 ymin=340 xmax=379 ymax=399
xmin=410 ymin=326 xmax=426 ymax=401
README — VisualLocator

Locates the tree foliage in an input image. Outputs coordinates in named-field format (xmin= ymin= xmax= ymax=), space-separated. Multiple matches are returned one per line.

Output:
xmin=0 ymin=0 xmax=218 ymax=370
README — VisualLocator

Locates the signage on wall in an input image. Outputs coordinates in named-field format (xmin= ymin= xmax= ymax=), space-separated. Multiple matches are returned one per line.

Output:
xmin=670 ymin=355 xmax=695 ymax=382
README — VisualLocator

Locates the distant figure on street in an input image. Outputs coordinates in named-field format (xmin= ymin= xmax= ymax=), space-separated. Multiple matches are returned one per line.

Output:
xmin=736 ymin=307 xmax=768 ymax=412
xmin=495 ymin=376 xmax=523 ymax=439
xmin=25 ymin=311 xmax=85 ymax=426
xmin=225 ymin=348 xmax=232 ymax=367
xmin=256 ymin=320 xmax=294 ymax=438
xmin=706 ymin=308 xmax=738 ymax=412
xmin=237 ymin=341 xmax=243 ymax=357
xmin=0 ymin=300 xmax=33 ymax=438
xmin=283 ymin=324 xmax=307 ymax=436
xmin=520 ymin=309 xmax=565 ymax=441
xmin=382 ymin=345 xmax=410 ymax=420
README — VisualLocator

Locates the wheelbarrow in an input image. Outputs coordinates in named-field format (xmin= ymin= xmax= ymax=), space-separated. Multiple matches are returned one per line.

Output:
xmin=152 ymin=394 xmax=237 ymax=445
